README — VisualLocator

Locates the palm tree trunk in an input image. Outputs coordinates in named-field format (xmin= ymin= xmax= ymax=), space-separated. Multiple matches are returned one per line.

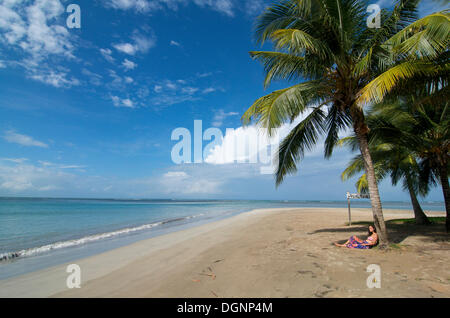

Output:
xmin=355 ymin=130 xmax=389 ymax=247
xmin=438 ymin=165 xmax=450 ymax=232
xmin=406 ymin=179 xmax=430 ymax=225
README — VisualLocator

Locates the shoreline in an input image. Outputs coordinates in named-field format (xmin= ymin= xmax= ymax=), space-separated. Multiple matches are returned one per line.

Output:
xmin=0 ymin=207 xmax=279 ymax=297
xmin=0 ymin=200 xmax=445 ymax=269
xmin=1 ymin=207 xmax=448 ymax=298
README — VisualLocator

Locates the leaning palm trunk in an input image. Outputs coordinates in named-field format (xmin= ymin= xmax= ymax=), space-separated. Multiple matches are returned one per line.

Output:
xmin=406 ymin=180 xmax=430 ymax=225
xmin=439 ymin=165 xmax=450 ymax=232
xmin=354 ymin=123 xmax=388 ymax=246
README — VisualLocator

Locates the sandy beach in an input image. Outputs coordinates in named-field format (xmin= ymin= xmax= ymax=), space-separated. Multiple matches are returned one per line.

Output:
xmin=1 ymin=207 xmax=449 ymax=298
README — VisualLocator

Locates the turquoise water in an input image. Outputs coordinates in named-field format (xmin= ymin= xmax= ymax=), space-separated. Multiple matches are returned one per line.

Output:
xmin=0 ymin=198 xmax=445 ymax=279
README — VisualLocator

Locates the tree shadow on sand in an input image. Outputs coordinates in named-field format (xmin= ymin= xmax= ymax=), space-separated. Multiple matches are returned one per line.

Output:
xmin=311 ymin=218 xmax=449 ymax=246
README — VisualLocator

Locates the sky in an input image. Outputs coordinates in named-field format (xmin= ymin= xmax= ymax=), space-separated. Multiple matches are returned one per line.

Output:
xmin=0 ymin=0 xmax=447 ymax=201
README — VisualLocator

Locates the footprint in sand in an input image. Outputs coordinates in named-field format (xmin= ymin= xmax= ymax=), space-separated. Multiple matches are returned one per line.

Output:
xmin=297 ymin=270 xmax=317 ymax=278
xmin=314 ymin=284 xmax=337 ymax=298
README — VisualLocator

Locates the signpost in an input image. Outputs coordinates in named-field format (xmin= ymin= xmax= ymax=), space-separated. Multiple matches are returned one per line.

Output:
xmin=346 ymin=192 xmax=371 ymax=226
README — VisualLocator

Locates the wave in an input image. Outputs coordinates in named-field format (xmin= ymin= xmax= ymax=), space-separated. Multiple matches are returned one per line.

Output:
xmin=0 ymin=213 xmax=204 ymax=262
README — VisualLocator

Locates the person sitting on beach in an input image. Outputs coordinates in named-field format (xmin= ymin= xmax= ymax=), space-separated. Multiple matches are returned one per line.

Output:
xmin=334 ymin=225 xmax=378 ymax=249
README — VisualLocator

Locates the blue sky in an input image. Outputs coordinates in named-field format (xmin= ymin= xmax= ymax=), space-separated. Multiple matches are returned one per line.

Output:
xmin=0 ymin=0 xmax=447 ymax=201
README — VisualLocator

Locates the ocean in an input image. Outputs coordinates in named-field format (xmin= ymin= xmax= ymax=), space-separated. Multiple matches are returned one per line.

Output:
xmin=0 ymin=197 xmax=445 ymax=280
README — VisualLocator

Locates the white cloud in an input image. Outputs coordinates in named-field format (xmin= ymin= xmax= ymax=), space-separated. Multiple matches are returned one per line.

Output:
xmin=3 ymin=130 xmax=48 ymax=148
xmin=38 ymin=160 xmax=54 ymax=166
xmin=212 ymin=109 xmax=238 ymax=127
xmin=202 ymin=87 xmax=216 ymax=94
xmin=0 ymin=2 xmax=26 ymax=45
xmin=105 ymin=0 xmax=235 ymax=16
xmin=100 ymin=48 xmax=115 ymax=63
xmin=111 ymin=95 xmax=121 ymax=106
xmin=107 ymin=0 xmax=160 ymax=12
xmin=23 ymin=0 xmax=73 ymax=58
xmin=0 ymin=0 xmax=74 ymax=59
xmin=114 ymin=42 xmax=137 ymax=55
xmin=197 ymin=72 xmax=213 ymax=78
xmin=124 ymin=76 xmax=134 ymax=83
xmin=28 ymin=68 xmax=80 ymax=88
xmin=108 ymin=69 xmax=125 ymax=86
xmin=164 ymin=171 xmax=189 ymax=178
xmin=204 ymin=125 xmax=279 ymax=165
xmin=113 ymin=32 xmax=156 ymax=55
xmin=122 ymin=58 xmax=137 ymax=70
xmin=166 ymin=80 xmax=177 ymax=90
xmin=170 ymin=40 xmax=181 ymax=47
xmin=0 ymin=0 xmax=80 ymax=87
xmin=82 ymin=68 xmax=103 ymax=86
xmin=1 ymin=158 xmax=29 ymax=164
xmin=0 ymin=0 xmax=77 ymax=85
xmin=244 ymin=0 xmax=268 ymax=16
xmin=37 ymin=185 xmax=59 ymax=191
xmin=0 ymin=159 xmax=230 ymax=196
xmin=132 ymin=33 xmax=155 ymax=52
xmin=193 ymin=0 xmax=234 ymax=16
xmin=160 ymin=169 xmax=222 ymax=194
xmin=122 ymin=98 xmax=134 ymax=108
xmin=111 ymin=96 xmax=135 ymax=108
xmin=149 ymin=78 xmax=222 ymax=108
xmin=37 ymin=161 xmax=86 ymax=170
xmin=182 ymin=87 xmax=199 ymax=95
xmin=0 ymin=160 xmax=81 ymax=193
xmin=151 ymin=94 xmax=197 ymax=106
xmin=59 ymin=165 xmax=87 ymax=169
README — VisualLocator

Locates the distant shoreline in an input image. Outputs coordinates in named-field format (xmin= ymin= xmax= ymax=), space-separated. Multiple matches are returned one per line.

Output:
xmin=0 ymin=196 xmax=446 ymax=204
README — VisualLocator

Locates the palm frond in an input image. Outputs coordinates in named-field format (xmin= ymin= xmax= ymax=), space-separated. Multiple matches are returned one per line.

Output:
xmin=387 ymin=10 xmax=450 ymax=59
xmin=276 ymin=106 xmax=326 ymax=185
xmin=270 ymin=29 xmax=331 ymax=58
xmin=249 ymin=51 xmax=326 ymax=88
xmin=242 ymin=81 xmax=328 ymax=135
xmin=355 ymin=0 xmax=420 ymax=59
xmin=254 ymin=0 xmax=302 ymax=44
xmin=324 ymin=104 xmax=352 ymax=158
xmin=357 ymin=60 xmax=445 ymax=105
xmin=341 ymin=155 xmax=365 ymax=181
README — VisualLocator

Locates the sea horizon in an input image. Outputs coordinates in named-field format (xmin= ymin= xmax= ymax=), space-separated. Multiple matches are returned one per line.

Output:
xmin=0 ymin=196 xmax=445 ymax=204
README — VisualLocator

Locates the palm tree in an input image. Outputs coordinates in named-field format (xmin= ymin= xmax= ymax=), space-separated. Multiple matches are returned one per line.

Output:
xmin=242 ymin=0 xmax=449 ymax=246
xmin=340 ymin=134 xmax=432 ymax=225
xmin=367 ymin=98 xmax=450 ymax=230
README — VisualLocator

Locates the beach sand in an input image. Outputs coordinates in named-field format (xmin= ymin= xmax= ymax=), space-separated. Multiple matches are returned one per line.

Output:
xmin=1 ymin=208 xmax=449 ymax=298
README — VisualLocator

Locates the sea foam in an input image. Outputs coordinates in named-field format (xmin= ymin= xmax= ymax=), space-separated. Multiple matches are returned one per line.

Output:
xmin=0 ymin=213 xmax=204 ymax=262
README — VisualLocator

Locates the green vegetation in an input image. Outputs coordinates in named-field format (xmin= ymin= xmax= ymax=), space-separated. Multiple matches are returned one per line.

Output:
xmin=340 ymin=88 xmax=449 ymax=229
xmin=348 ymin=217 xmax=446 ymax=226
